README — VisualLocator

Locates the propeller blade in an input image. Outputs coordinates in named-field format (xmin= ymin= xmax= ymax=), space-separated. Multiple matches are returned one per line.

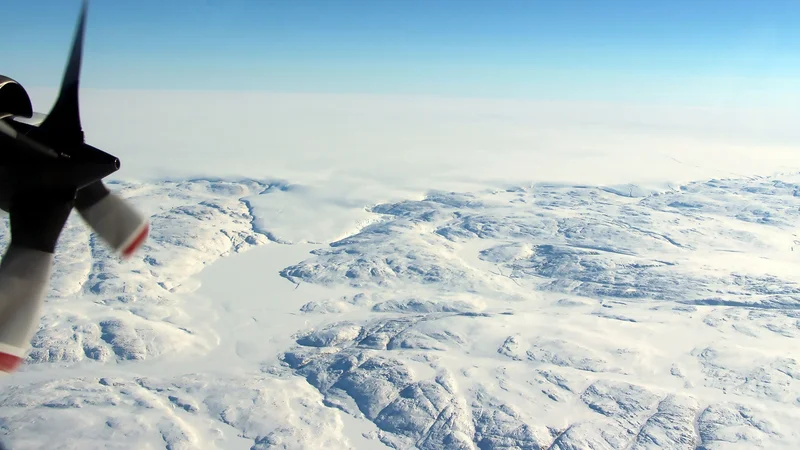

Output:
xmin=0 ymin=118 xmax=59 ymax=159
xmin=37 ymin=0 xmax=88 ymax=144
xmin=76 ymin=181 xmax=150 ymax=258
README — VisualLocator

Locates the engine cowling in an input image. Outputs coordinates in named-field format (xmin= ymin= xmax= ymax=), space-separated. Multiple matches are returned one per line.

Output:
xmin=0 ymin=76 xmax=33 ymax=118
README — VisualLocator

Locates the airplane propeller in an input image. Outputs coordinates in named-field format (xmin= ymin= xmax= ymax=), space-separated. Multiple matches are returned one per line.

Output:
xmin=0 ymin=0 xmax=151 ymax=375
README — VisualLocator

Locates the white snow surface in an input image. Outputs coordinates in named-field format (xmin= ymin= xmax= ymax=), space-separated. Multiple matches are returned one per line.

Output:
xmin=1 ymin=91 xmax=800 ymax=449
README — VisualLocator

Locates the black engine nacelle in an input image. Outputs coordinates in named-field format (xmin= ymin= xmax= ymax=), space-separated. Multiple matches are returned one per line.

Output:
xmin=0 ymin=76 xmax=33 ymax=118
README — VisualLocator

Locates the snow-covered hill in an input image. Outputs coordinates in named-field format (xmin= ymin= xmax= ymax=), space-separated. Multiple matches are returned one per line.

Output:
xmin=1 ymin=172 xmax=798 ymax=449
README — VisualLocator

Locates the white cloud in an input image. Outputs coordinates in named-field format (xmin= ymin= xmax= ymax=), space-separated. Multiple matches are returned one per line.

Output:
xmin=26 ymin=88 xmax=800 ymax=196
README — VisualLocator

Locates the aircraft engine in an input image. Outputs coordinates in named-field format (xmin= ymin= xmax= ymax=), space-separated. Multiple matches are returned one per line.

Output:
xmin=0 ymin=76 xmax=33 ymax=119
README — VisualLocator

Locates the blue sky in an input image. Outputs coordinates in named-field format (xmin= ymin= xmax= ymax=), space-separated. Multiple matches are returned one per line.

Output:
xmin=2 ymin=0 xmax=800 ymax=106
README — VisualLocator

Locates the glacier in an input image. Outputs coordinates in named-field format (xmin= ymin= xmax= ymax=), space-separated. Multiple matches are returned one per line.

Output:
xmin=1 ymin=172 xmax=799 ymax=449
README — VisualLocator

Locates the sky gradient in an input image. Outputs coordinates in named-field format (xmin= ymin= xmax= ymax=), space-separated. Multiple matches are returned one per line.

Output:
xmin=2 ymin=0 xmax=800 ymax=106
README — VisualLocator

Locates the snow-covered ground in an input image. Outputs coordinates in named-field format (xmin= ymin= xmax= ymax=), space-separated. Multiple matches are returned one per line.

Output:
xmin=1 ymin=92 xmax=800 ymax=449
